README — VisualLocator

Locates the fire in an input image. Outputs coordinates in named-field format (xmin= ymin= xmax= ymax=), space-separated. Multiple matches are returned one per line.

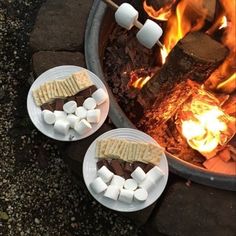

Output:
xmin=157 ymin=0 xmax=208 ymax=63
xmin=205 ymin=0 xmax=236 ymax=91
xmin=132 ymin=76 xmax=151 ymax=89
xmin=179 ymin=89 xmax=235 ymax=157
xmin=219 ymin=16 xmax=227 ymax=29
xmin=143 ymin=0 xmax=176 ymax=21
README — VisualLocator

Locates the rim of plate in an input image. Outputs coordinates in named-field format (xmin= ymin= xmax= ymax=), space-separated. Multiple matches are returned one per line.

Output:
xmin=83 ymin=128 xmax=169 ymax=212
xmin=27 ymin=65 xmax=110 ymax=141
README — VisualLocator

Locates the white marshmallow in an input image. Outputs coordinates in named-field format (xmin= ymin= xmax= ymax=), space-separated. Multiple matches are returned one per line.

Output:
xmin=54 ymin=110 xmax=67 ymax=121
xmin=104 ymin=185 xmax=120 ymax=200
xmin=42 ymin=110 xmax=56 ymax=125
xmin=92 ymin=88 xmax=108 ymax=105
xmin=63 ymin=101 xmax=77 ymax=114
xmin=75 ymin=106 xmax=87 ymax=119
xmin=136 ymin=19 xmax=163 ymax=49
xmin=139 ymin=177 xmax=155 ymax=192
xmin=124 ymin=179 xmax=138 ymax=191
xmin=134 ymin=188 xmax=148 ymax=202
xmin=146 ymin=166 xmax=165 ymax=183
xmin=118 ymin=189 xmax=134 ymax=204
xmin=83 ymin=97 xmax=96 ymax=110
xmin=97 ymin=166 xmax=114 ymax=183
xmin=131 ymin=167 xmax=146 ymax=184
xmin=115 ymin=3 xmax=139 ymax=30
xmin=87 ymin=109 xmax=101 ymax=123
xmin=66 ymin=114 xmax=80 ymax=129
xmin=110 ymin=175 xmax=125 ymax=189
xmin=90 ymin=177 xmax=107 ymax=194
xmin=74 ymin=119 xmax=92 ymax=135
xmin=54 ymin=119 xmax=70 ymax=135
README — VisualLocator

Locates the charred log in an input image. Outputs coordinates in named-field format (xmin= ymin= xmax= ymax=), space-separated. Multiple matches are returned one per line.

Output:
xmin=138 ymin=31 xmax=228 ymax=108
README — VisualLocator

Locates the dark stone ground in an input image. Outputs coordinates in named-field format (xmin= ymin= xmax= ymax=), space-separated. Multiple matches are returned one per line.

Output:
xmin=0 ymin=1 xmax=143 ymax=235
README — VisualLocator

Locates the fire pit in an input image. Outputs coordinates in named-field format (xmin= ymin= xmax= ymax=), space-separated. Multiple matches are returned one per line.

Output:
xmin=85 ymin=0 xmax=236 ymax=190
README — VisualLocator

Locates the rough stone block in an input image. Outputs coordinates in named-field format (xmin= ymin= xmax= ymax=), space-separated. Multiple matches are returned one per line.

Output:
xmin=146 ymin=180 xmax=236 ymax=236
xmin=32 ymin=51 xmax=85 ymax=76
xmin=30 ymin=0 xmax=93 ymax=52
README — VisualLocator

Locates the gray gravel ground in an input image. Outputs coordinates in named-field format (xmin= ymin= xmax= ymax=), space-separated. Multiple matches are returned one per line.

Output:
xmin=0 ymin=1 xmax=143 ymax=235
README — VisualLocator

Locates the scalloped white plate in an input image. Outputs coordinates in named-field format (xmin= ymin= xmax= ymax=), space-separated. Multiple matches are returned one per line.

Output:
xmin=83 ymin=128 xmax=169 ymax=212
xmin=27 ymin=66 xmax=109 ymax=141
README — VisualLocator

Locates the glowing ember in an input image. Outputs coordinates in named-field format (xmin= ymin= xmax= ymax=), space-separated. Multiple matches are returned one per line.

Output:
xmin=178 ymin=89 xmax=235 ymax=157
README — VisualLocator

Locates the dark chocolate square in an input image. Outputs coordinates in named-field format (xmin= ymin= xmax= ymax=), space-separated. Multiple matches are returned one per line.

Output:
xmin=133 ymin=161 xmax=146 ymax=171
xmin=78 ymin=85 xmax=97 ymax=99
xmin=41 ymin=103 xmax=53 ymax=112
xmin=75 ymin=95 xmax=84 ymax=106
xmin=55 ymin=99 xmax=64 ymax=111
xmin=110 ymin=159 xmax=124 ymax=177
xmin=144 ymin=163 xmax=155 ymax=173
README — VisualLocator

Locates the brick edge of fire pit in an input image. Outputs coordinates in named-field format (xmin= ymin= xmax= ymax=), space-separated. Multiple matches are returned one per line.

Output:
xmin=30 ymin=0 xmax=236 ymax=235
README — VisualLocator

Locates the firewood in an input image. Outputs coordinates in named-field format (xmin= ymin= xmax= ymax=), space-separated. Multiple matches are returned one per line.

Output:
xmin=218 ymin=147 xmax=231 ymax=162
xmin=138 ymin=31 xmax=228 ymax=108
xmin=203 ymin=156 xmax=236 ymax=175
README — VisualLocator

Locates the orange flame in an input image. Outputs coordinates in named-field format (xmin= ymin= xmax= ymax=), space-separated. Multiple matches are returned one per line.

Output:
xmin=160 ymin=0 xmax=208 ymax=63
xmin=132 ymin=76 xmax=151 ymax=89
xmin=143 ymin=0 xmax=176 ymax=21
xmin=179 ymin=89 xmax=235 ymax=157
xmin=219 ymin=16 xmax=228 ymax=29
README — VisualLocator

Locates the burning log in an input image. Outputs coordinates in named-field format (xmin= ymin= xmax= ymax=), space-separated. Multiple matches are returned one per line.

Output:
xmin=138 ymin=31 xmax=228 ymax=108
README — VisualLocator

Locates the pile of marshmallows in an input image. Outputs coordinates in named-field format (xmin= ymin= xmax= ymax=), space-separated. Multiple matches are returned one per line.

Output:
xmin=115 ymin=3 xmax=163 ymax=49
xmin=42 ymin=88 xmax=108 ymax=136
xmin=90 ymin=165 xmax=164 ymax=204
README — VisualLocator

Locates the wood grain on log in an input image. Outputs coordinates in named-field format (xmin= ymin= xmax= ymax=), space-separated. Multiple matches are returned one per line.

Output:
xmin=138 ymin=31 xmax=228 ymax=108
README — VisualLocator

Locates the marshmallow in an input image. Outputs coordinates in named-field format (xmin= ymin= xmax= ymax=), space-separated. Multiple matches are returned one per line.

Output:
xmin=87 ymin=109 xmax=101 ymax=123
xmin=124 ymin=179 xmax=138 ymax=191
xmin=146 ymin=166 xmax=165 ymax=183
xmin=92 ymin=88 xmax=108 ymax=105
xmin=104 ymin=185 xmax=120 ymax=200
xmin=83 ymin=97 xmax=96 ymax=110
xmin=42 ymin=110 xmax=56 ymax=125
xmin=66 ymin=114 xmax=80 ymax=129
xmin=136 ymin=19 xmax=163 ymax=49
xmin=75 ymin=106 xmax=87 ymax=119
xmin=54 ymin=110 xmax=67 ymax=121
xmin=115 ymin=3 xmax=139 ymax=30
xmin=139 ymin=177 xmax=155 ymax=192
xmin=110 ymin=175 xmax=125 ymax=189
xmin=131 ymin=167 xmax=146 ymax=184
xmin=74 ymin=119 xmax=92 ymax=135
xmin=134 ymin=188 xmax=148 ymax=202
xmin=90 ymin=177 xmax=107 ymax=194
xmin=97 ymin=166 xmax=114 ymax=183
xmin=63 ymin=101 xmax=77 ymax=114
xmin=54 ymin=119 xmax=70 ymax=135
xmin=118 ymin=189 xmax=134 ymax=204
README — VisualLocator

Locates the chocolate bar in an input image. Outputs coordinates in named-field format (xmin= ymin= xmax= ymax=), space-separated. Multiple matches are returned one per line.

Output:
xmin=55 ymin=99 xmax=64 ymax=111
xmin=110 ymin=159 xmax=124 ymax=177
xmin=79 ymin=85 xmax=97 ymax=99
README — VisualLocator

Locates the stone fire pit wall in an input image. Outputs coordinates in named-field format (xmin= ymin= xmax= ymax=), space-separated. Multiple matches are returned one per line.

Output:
xmin=85 ymin=0 xmax=236 ymax=191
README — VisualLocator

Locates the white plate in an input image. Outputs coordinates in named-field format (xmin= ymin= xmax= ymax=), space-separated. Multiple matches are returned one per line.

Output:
xmin=27 ymin=65 xmax=109 ymax=141
xmin=83 ymin=128 xmax=169 ymax=212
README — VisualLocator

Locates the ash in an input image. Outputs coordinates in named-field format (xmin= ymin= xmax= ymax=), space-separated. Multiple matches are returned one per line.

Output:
xmin=0 ymin=1 xmax=141 ymax=235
